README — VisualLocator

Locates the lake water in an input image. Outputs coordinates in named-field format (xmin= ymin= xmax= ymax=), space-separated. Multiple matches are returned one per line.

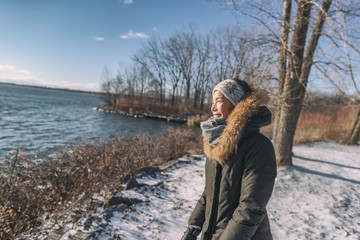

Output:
xmin=0 ymin=83 xmax=180 ymax=159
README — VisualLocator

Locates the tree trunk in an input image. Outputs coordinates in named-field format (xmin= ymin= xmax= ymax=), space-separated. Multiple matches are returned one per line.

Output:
xmin=140 ymin=87 xmax=143 ymax=104
xmin=186 ymin=78 xmax=191 ymax=104
xmin=172 ymin=86 xmax=176 ymax=105
xmin=274 ymin=0 xmax=312 ymax=166
xmin=200 ymin=88 xmax=206 ymax=110
xmin=274 ymin=0 xmax=332 ymax=166
xmin=343 ymin=105 xmax=360 ymax=145
xmin=193 ymin=88 xmax=200 ymax=108
xmin=179 ymin=79 xmax=184 ymax=104
xmin=273 ymin=0 xmax=292 ymax=145
xmin=274 ymin=80 xmax=307 ymax=166
xmin=159 ymin=83 xmax=163 ymax=104
xmin=163 ymin=78 xmax=166 ymax=104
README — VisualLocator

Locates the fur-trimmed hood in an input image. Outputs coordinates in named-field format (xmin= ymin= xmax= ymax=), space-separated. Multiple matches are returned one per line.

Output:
xmin=203 ymin=88 xmax=271 ymax=165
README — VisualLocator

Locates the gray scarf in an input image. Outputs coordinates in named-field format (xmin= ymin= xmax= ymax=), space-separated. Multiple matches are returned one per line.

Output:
xmin=200 ymin=117 xmax=227 ymax=147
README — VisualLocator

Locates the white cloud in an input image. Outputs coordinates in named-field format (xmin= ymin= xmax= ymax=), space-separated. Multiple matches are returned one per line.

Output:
xmin=55 ymin=81 xmax=101 ymax=92
xmin=0 ymin=64 xmax=32 ymax=76
xmin=0 ymin=64 xmax=47 ymax=85
xmin=120 ymin=30 xmax=148 ymax=39
xmin=123 ymin=0 xmax=133 ymax=4
xmin=152 ymin=27 xmax=159 ymax=32
xmin=17 ymin=69 xmax=31 ymax=74
xmin=0 ymin=64 xmax=101 ymax=92
xmin=0 ymin=64 xmax=16 ymax=71
xmin=93 ymin=36 xmax=104 ymax=41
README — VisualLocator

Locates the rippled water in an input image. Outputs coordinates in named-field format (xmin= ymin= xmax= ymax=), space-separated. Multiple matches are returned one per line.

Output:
xmin=0 ymin=83 xmax=179 ymax=159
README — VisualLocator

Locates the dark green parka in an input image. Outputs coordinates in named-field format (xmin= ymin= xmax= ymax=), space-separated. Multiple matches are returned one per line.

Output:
xmin=188 ymin=89 xmax=277 ymax=240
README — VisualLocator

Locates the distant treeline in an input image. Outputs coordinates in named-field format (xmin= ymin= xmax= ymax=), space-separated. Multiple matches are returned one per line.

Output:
xmin=0 ymin=82 xmax=103 ymax=95
xmin=101 ymin=25 xmax=277 ymax=110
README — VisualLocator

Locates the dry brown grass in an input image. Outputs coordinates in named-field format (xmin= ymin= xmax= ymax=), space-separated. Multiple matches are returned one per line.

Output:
xmin=0 ymin=127 xmax=202 ymax=239
xmin=187 ymin=114 xmax=211 ymax=127
xmin=260 ymin=105 xmax=356 ymax=144
xmin=110 ymin=93 xmax=356 ymax=145
xmin=293 ymin=106 xmax=355 ymax=144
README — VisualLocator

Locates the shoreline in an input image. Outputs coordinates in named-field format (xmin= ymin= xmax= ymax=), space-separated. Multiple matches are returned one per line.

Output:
xmin=0 ymin=127 xmax=203 ymax=238
xmin=96 ymin=106 xmax=188 ymax=124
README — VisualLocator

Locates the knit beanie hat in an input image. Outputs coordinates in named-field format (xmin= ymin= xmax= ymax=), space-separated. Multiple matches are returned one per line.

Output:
xmin=213 ymin=79 xmax=245 ymax=106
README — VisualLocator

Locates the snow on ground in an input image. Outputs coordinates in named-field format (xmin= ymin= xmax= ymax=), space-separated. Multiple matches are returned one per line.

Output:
xmin=59 ymin=142 xmax=360 ymax=240
xmin=268 ymin=142 xmax=360 ymax=240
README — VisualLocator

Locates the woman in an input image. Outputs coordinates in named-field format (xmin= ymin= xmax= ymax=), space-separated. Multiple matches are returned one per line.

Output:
xmin=181 ymin=79 xmax=277 ymax=240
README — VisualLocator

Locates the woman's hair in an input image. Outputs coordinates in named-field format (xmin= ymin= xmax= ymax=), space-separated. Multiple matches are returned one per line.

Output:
xmin=231 ymin=78 xmax=251 ymax=95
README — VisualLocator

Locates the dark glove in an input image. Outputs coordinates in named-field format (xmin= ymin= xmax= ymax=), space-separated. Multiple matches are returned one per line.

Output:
xmin=181 ymin=225 xmax=201 ymax=240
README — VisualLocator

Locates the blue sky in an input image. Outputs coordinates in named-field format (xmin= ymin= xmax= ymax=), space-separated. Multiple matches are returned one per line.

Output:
xmin=0 ymin=0 xmax=239 ymax=91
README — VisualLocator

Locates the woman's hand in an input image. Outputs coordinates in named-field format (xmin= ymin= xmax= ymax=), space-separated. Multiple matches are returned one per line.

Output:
xmin=181 ymin=225 xmax=201 ymax=240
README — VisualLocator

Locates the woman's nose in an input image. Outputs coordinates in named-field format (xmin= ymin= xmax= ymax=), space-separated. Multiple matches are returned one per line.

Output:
xmin=211 ymin=103 xmax=216 ymax=112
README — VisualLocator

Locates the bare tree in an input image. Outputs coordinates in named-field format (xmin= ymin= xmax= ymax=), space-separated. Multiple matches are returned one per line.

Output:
xmin=212 ymin=26 xmax=250 ymax=82
xmin=136 ymin=63 xmax=150 ymax=103
xmin=101 ymin=65 xmax=113 ymax=105
xmin=313 ymin=1 xmax=360 ymax=144
xmin=129 ymin=25 xmax=276 ymax=109
xmin=163 ymin=26 xmax=214 ymax=107
xmin=100 ymin=65 xmax=125 ymax=106
xmin=211 ymin=26 xmax=276 ymax=88
xmin=168 ymin=28 xmax=196 ymax=104
xmin=124 ymin=66 xmax=136 ymax=107
xmin=112 ymin=69 xmax=124 ymax=106
xmin=132 ymin=37 xmax=167 ymax=104
xmin=192 ymin=33 xmax=215 ymax=108
xmin=164 ymin=37 xmax=183 ymax=105
xmin=218 ymin=0 xmax=352 ymax=166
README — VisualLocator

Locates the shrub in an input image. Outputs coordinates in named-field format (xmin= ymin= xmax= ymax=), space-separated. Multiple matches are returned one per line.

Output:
xmin=187 ymin=114 xmax=210 ymax=127
xmin=0 ymin=127 xmax=202 ymax=238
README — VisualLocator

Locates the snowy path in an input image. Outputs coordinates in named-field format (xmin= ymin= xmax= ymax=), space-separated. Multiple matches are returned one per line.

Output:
xmin=268 ymin=142 xmax=360 ymax=240
xmin=58 ymin=155 xmax=206 ymax=240
xmin=98 ymin=156 xmax=206 ymax=240
xmin=58 ymin=142 xmax=360 ymax=240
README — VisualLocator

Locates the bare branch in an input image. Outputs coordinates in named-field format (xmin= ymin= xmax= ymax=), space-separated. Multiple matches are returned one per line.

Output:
xmin=314 ymin=63 xmax=357 ymax=102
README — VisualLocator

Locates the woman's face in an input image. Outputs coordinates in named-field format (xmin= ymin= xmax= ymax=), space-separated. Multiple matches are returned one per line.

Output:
xmin=211 ymin=90 xmax=235 ymax=120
